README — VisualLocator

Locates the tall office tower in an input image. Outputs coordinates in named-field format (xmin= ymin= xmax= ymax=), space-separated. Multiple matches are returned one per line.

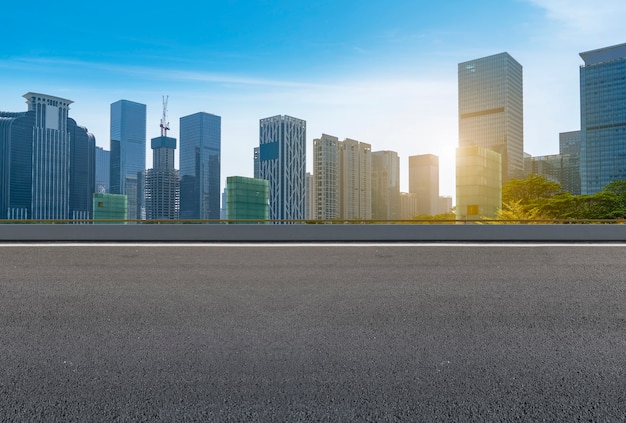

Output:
xmin=339 ymin=138 xmax=371 ymax=220
xmin=579 ymin=43 xmax=626 ymax=194
xmin=220 ymin=189 xmax=227 ymax=220
xmin=0 ymin=93 xmax=95 ymax=220
xmin=110 ymin=100 xmax=146 ymax=220
xmin=560 ymin=130 xmax=582 ymax=156
xmin=258 ymin=115 xmax=306 ymax=221
xmin=559 ymin=131 xmax=581 ymax=194
xmin=400 ymin=192 xmax=419 ymax=220
xmin=456 ymin=145 xmax=502 ymax=219
xmin=305 ymin=172 xmax=314 ymax=219
xmin=458 ymin=52 xmax=524 ymax=181
xmin=95 ymin=146 xmax=110 ymax=193
xmin=409 ymin=154 xmax=439 ymax=216
xmin=313 ymin=134 xmax=340 ymax=220
xmin=525 ymin=153 xmax=580 ymax=195
xmin=253 ymin=147 xmax=260 ymax=179
xmin=68 ymin=118 xmax=96 ymax=219
xmin=179 ymin=112 xmax=221 ymax=219
xmin=145 ymin=129 xmax=179 ymax=220
xmin=371 ymin=150 xmax=400 ymax=220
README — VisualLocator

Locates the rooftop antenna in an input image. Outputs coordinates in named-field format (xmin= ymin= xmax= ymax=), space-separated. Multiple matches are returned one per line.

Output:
xmin=160 ymin=95 xmax=170 ymax=136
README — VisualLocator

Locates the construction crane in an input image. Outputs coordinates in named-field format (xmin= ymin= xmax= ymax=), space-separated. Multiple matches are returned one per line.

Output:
xmin=160 ymin=95 xmax=170 ymax=136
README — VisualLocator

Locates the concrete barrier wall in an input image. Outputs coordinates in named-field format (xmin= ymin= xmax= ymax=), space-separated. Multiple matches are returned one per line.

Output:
xmin=1 ymin=224 xmax=626 ymax=242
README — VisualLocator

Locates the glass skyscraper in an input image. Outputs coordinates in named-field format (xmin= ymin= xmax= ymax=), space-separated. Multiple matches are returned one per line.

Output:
xmin=456 ymin=145 xmax=502 ymax=219
xmin=0 ymin=93 xmax=95 ymax=220
xmin=579 ymin=43 xmax=626 ymax=194
xmin=95 ymin=146 xmax=110 ymax=193
xmin=458 ymin=52 xmax=524 ymax=181
xmin=258 ymin=115 xmax=306 ymax=221
xmin=110 ymin=99 xmax=146 ymax=220
xmin=179 ymin=112 xmax=221 ymax=220
xmin=68 ymin=117 xmax=96 ymax=219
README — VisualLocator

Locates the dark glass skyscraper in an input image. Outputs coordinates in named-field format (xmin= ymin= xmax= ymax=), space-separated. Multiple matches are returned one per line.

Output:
xmin=0 ymin=92 xmax=95 ymax=219
xmin=68 ymin=118 xmax=96 ymax=219
xmin=95 ymin=146 xmax=110 ymax=193
xmin=579 ymin=43 xmax=626 ymax=194
xmin=110 ymin=99 xmax=146 ymax=220
xmin=179 ymin=112 xmax=221 ymax=219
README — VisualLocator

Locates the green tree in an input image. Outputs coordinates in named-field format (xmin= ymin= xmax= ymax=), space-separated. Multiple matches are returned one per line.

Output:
xmin=502 ymin=174 xmax=562 ymax=205
xmin=494 ymin=199 xmax=545 ymax=222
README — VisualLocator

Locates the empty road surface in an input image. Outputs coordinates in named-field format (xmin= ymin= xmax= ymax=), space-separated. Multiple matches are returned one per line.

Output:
xmin=1 ymin=243 xmax=625 ymax=421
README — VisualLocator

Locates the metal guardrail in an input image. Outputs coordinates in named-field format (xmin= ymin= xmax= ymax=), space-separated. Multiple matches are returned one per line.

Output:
xmin=1 ymin=219 xmax=626 ymax=225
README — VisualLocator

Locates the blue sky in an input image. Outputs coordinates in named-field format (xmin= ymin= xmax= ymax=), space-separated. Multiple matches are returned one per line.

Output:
xmin=1 ymin=0 xmax=625 ymax=197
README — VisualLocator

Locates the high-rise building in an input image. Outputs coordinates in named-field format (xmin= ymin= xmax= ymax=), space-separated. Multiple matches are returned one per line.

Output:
xmin=96 ymin=146 xmax=110 ymax=193
xmin=253 ymin=147 xmax=260 ymax=179
xmin=458 ymin=52 xmax=524 ymax=181
xmin=525 ymin=152 xmax=580 ymax=195
xmin=311 ymin=134 xmax=372 ymax=220
xmin=339 ymin=138 xmax=371 ymax=220
xmin=179 ymin=112 xmax=221 ymax=219
xmin=456 ymin=145 xmax=502 ymax=219
xmin=225 ymin=176 xmax=269 ymax=223
xmin=305 ymin=172 xmax=314 ymax=220
xmin=258 ymin=115 xmax=306 ymax=221
xmin=579 ymin=43 xmax=626 ymax=194
xmin=313 ymin=134 xmax=340 ymax=220
xmin=409 ymin=154 xmax=439 ymax=216
xmin=145 ymin=135 xmax=179 ymax=220
xmin=110 ymin=100 xmax=146 ymax=220
xmin=371 ymin=151 xmax=400 ymax=220
xmin=400 ymin=192 xmax=419 ymax=220
xmin=68 ymin=118 xmax=96 ymax=219
xmin=0 ymin=93 xmax=95 ymax=220
xmin=560 ymin=130 xmax=582 ymax=156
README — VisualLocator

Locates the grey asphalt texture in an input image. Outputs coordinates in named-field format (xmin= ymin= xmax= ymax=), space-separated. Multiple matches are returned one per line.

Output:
xmin=1 ymin=244 xmax=625 ymax=422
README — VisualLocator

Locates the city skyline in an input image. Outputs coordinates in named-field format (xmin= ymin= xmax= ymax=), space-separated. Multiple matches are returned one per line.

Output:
xmin=0 ymin=1 xmax=625 ymax=197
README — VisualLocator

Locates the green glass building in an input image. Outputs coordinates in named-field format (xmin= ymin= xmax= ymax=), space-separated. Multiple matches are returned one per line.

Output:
xmin=93 ymin=193 xmax=127 ymax=223
xmin=456 ymin=145 xmax=502 ymax=219
xmin=225 ymin=177 xmax=269 ymax=223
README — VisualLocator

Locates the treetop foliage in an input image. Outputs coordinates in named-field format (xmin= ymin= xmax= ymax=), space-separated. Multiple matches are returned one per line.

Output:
xmin=499 ymin=175 xmax=626 ymax=220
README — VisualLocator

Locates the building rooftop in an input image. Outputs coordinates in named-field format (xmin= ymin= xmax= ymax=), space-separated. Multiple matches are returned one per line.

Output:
xmin=580 ymin=42 xmax=626 ymax=66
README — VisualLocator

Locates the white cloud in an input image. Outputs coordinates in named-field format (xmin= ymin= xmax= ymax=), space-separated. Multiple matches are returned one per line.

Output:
xmin=526 ymin=0 xmax=626 ymax=41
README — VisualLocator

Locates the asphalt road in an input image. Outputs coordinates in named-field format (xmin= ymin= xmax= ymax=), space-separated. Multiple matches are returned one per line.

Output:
xmin=1 ymin=243 xmax=625 ymax=422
